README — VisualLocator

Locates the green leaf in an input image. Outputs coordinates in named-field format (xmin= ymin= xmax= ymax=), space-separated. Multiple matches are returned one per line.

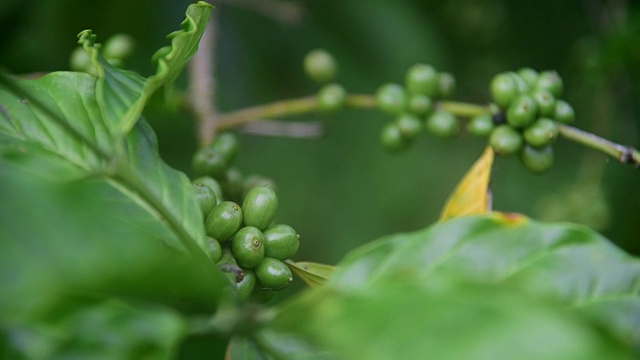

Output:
xmin=0 ymin=158 xmax=229 ymax=323
xmin=274 ymin=274 xmax=635 ymax=360
xmin=77 ymin=2 xmax=213 ymax=134
xmin=286 ymin=260 xmax=337 ymax=288
xmin=270 ymin=214 xmax=640 ymax=358
xmin=4 ymin=298 xmax=186 ymax=360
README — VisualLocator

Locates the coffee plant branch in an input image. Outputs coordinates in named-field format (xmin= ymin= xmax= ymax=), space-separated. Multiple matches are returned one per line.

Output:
xmin=215 ymin=94 xmax=640 ymax=168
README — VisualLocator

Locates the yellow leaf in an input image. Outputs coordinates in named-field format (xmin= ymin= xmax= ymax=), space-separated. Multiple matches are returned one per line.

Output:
xmin=285 ymin=260 xmax=337 ymax=288
xmin=439 ymin=146 xmax=494 ymax=221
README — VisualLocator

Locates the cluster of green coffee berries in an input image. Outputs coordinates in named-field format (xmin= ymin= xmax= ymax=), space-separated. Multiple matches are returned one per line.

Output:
xmin=191 ymin=133 xmax=299 ymax=302
xmin=469 ymin=69 xmax=575 ymax=174
xmin=377 ymin=64 xmax=457 ymax=152
xmin=303 ymin=49 xmax=348 ymax=113
xmin=70 ymin=33 xmax=135 ymax=74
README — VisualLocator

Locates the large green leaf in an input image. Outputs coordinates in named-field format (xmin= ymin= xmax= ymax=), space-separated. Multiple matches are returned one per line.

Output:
xmin=3 ymin=299 xmax=186 ymax=359
xmin=274 ymin=274 xmax=635 ymax=360
xmin=270 ymin=214 xmax=640 ymax=358
xmin=78 ymin=1 xmax=213 ymax=134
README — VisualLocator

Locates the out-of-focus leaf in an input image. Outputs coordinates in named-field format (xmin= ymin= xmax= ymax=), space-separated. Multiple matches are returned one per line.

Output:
xmin=77 ymin=2 xmax=213 ymax=134
xmin=226 ymin=337 xmax=267 ymax=360
xmin=4 ymin=299 xmax=186 ymax=360
xmin=274 ymin=274 xmax=635 ymax=360
xmin=226 ymin=331 xmax=333 ymax=360
xmin=439 ymin=146 xmax=493 ymax=221
xmin=269 ymin=214 xmax=640 ymax=358
xmin=286 ymin=261 xmax=337 ymax=288
xmin=0 ymin=158 xmax=229 ymax=324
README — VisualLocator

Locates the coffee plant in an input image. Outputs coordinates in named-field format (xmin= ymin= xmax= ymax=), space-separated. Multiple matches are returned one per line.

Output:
xmin=1 ymin=2 xmax=640 ymax=359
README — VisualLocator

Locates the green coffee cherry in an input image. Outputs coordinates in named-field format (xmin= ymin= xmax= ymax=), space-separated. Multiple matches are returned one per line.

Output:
xmin=408 ymin=94 xmax=433 ymax=115
xmin=553 ymin=100 xmax=575 ymax=124
xmin=523 ymin=118 xmax=558 ymax=147
xmin=395 ymin=113 xmax=424 ymax=140
xmin=426 ymin=110 xmax=459 ymax=138
xmin=506 ymin=94 xmax=538 ymax=128
xmin=70 ymin=47 xmax=93 ymax=73
xmin=520 ymin=145 xmax=554 ymax=174
xmin=211 ymin=132 xmax=239 ymax=164
xmin=437 ymin=72 xmax=456 ymax=98
xmin=517 ymin=67 xmax=538 ymax=87
xmin=221 ymin=167 xmax=244 ymax=203
xmin=231 ymin=226 xmax=265 ymax=268
xmin=303 ymin=49 xmax=337 ymax=84
xmin=193 ymin=176 xmax=224 ymax=204
xmin=243 ymin=175 xmax=277 ymax=197
xmin=193 ymin=183 xmax=217 ymax=216
xmin=242 ymin=185 xmax=278 ymax=230
xmin=530 ymin=89 xmax=556 ymax=117
xmin=468 ymin=114 xmax=495 ymax=137
xmin=317 ymin=83 xmax=347 ymax=112
xmin=236 ymin=269 xmax=256 ymax=301
xmin=405 ymin=63 xmax=439 ymax=96
xmin=192 ymin=147 xmax=227 ymax=178
xmin=376 ymin=83 xmax=407 ymax=116
xmin=205 ymin=201 xmax=243 ymax=242
xmin=207 ymin=236 xmax=222 ymax=263
xmin=535 ymin=70 xmax=563 ymax=98
xmin=490 ymin=125 xmax=523 ymax=156
xmin=255 ymin=258 xmax=293 ymax=289
xmin=510 ymin=72 xmax=531 ymax=94
xmin=380 ymin=123 xmax=408 ymax=153
xmin=250 ymin=286 xmax=274 ymax=304
xmin=490 ymin=72 xmax=519 ymax=108
xmin=263 ymin=224 xmax=300 ymax=260
xmin=103 ymin=33 xmax=135 ymax=61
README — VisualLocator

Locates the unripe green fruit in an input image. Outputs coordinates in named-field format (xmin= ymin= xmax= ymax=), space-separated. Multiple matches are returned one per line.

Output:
xmin=103 ymin=33 xmax=135 ymax=60
xmin=408 ymin=94 xmax=433 ymax=115
xmin=510 ymin=72 xmax=531 ymax=94
xmin=523 ymin=118 xmax=558 ymax=147
xmin=405 ymin=63 xmax=439 ymax=96
xmin=380 ymin=123 xmax=408 ymax=153
xmin=193 ymin=183 xmax=217 ymax=216
xmin=236 ymin=269 xmax=256 ymax=301
xmin=231 ymin=226 xmax=265 ymax=268
xmin=243 ymin=175 xmax=277 ymax=197
xmin=530 ymin=89 xmax=556 ymax=117
xmin=192 ymin=147 xmax=228 ymax=178
xmin=207 ymin=236 xmax=222 ymax=262
xmin=535 ymin=70 xmax=563 ymax=98
xmin=205 ymin=201 xmax=243 ymax=242
xmin=468 ymin=114 xmax=495 ymax=137
xmin=553 ymin=100 xmax=575 ymax=124
xmin=221 ymin=167 xmax=243 ymax=202
xmin=250 ymin=286 xmax=274 ymax=304
xmin=193 ymin=176 xmax=223 ymax=204
xmin=490 ymin=72 xmax=519 ymax=108
xmin=426 ymin=110 xmax=459 ymax=138
xmin=255 ymin=258 xmax=293 ymax=289
xmin=211 ymin=132 xmax=239 ymax=164
xmin=70 ymin=47 xmax=93 ymax=73
xmin=520 ymin=144 xmax=554 ymax=174
xmin=437 ymin=72 xmax=456 ymax=98
xmin=303 ymin=49 xmax=337 ymax=84
xmin=317 ymin=83 xmax=347 ymax=112
xmin=517 ymin=67 xmax=538 ymax=87
xmin=376 ymin=83 xmax=407 ymax=116
xmin=263 ymin=224 xmax=300 ymax=260
xmin=506 ymin=94 xmax=538 ymax=128
xmin=242 ymin=186 xmax=278 ymax=230
xmin=395 ymin=113 xmax=424 ymax=139
xmin=490 ymin=125 xmax=523 ymax=156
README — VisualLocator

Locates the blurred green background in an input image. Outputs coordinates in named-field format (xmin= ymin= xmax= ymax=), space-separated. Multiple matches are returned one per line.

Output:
xmin=1 ymin=0 xmax=639 ymax=266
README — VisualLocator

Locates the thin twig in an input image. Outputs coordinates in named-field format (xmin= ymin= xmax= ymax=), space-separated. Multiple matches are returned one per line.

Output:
xmin=189 ymin=10 xmax=219 ymax=147
xmin=241 ymin=120 xmax=325 ymax=139
xmin=217 ymin=0 xmax=304 ymax=25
